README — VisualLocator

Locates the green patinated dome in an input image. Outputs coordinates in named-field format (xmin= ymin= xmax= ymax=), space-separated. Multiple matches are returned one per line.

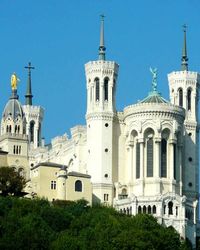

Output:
xmin=139 ymin=90 xmax=168 ymax=104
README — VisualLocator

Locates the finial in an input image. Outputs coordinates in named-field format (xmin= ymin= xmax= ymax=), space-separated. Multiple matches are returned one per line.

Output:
xmin=25 ymin=62 xmax=35 ymax=105
xmin=181 ymin=24 xmax=188 ymax=71
xmin=11 ymin=73 xmax=20 ymax=90
xmin=98 ymin=14 xmax=106 ymax=60
xmin=150 ymin=67 xmax=158 ymax=92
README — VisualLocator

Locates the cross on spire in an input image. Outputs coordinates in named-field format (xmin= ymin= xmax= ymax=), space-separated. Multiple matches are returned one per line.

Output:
xmin=181 ymin=24 xmax=188 ymax=71
xmin=25 ymin=62 xmax=35 ymax=105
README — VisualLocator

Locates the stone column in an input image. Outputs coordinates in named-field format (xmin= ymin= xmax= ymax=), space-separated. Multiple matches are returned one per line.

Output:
xmin=192 ymin=92 xmax=196 ymax=119
xmin=108 ymin=84 xmax=113 ymax=111
xmin=34 ymin=125 xmax=38 ymax=149
xmin=155 ymin=137 xmax=161 ymax=178
xmin=100 ymin=81 xmax=103 ymax=108
xmin=133 ymin=140 xmax=137 ymax=180
xmin=127 ymin=142 xmax=134 ymax=184
xmin=87 ymin=86 xmax=91 ymax=108
xmin=178 ymin=143 xmax=183 ymax=196
xmin=26 ymin=123 xmax=30 ymax=143
xmin=138 ymin=138 xmax=144 ymax=195
xmin=183 ymin=91 xmax=187 ymax=110
xmin=169 ymin=139 xmax=176 ymax=193
xmin=155 ymin=137 xmax=161 ymax=194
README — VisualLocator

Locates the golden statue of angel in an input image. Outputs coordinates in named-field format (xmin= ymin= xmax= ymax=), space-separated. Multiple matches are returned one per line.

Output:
xmin=11 ymin=73 xmax=20 ymax=90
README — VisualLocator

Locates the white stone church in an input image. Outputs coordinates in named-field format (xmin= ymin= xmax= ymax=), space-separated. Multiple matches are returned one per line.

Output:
xmin=0 ymin=18 xmax=199 ymax=247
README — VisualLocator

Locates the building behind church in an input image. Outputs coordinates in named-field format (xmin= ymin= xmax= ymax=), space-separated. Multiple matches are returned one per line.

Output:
xmin=0 ymin=19 xmax=199 ymax=248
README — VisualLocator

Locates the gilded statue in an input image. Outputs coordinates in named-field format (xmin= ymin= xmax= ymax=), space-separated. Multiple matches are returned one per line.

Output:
xmin=11 ymin=73 xmax=20 ymax=90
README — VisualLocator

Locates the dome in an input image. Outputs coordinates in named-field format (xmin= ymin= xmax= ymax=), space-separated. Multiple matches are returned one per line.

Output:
xmin=139 ymin=90 xmax=168 ymax=104
xmin=2 ymin=90 xmax=24 ymax=120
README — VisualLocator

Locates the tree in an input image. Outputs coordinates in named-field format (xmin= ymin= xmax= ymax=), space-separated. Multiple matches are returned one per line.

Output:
xmin=0 ymin=167 xmax=26 ymax=197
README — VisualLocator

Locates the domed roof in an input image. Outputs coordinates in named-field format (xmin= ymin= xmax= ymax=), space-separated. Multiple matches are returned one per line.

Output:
xmin=2 ymin=90 xmax=24 ymax=120
xmin=139 ymin=90 xmax=168 ymax=104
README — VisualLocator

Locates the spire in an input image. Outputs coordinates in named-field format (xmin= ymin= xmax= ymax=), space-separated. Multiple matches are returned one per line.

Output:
xmin=25 ymin=62 xmax=35 ymax=105
xmin=181 ymin=24 xmax=188 ymax=71
xmin=98 ymin=14 xmax=106 ymax=60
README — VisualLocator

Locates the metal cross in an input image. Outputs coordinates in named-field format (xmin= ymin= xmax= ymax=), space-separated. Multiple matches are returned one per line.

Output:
xmin=100 ymin=14 xmax=105 ymax=21
xmin=183 ymin=24 xmax=187 ymax=32
xmin=25 ymin=62 xmax=35 ymax=76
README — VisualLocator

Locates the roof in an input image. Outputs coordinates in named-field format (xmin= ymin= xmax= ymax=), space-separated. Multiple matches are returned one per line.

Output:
xmin=32 ymin=162 xmax=67 ymax=170
xmin=139 ymin=90 xmax=168 ymax=104
xmin=2 ymin=90 xmax=24 ymax=120
xmin=68 ymin=171 xmax=91 ymax=179
xmin=0 ymin=149 xmax=8 ymax=155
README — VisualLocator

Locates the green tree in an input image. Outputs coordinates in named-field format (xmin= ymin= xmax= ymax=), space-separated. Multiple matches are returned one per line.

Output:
xmin=0 ymin=167 xmax=26 ymax=196
xmin=0 ymin=196 xmax=191 ymax=250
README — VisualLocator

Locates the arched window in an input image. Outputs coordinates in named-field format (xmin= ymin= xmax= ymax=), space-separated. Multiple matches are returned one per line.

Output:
xmin=9 ymin=125 xmax=12 ymax=133
xmin=138 ymin=206 xmax=142 ymax=214
xmin=75 ymin=180 xmax=82 ymax=192
xmin=178 ymin=88 xmax=183 ymax=107
xmin=136 ymin=142 xmax=140 ymax=179
xmin=187 ymin=89 xmax=191 ymax=111
xmin=37 ymin=123 xmax=41 ymax=146
xmin=95 ymin=78 xmax=100 ymax=101
xmin=18 ymin=125 xmax=20 ymax=134
xmin=6 ymin=125 xmax=9 ymax=133
xmin=153 ymin=205 xmax=156 ymax=214
xmin=104 ymin=78 xmax=109 ymax=101
xmin=15 ymin=125 xmax=17 ymax=133
xmin=13 ymin=145 xmax=15 ymax=154
xmin=143 ymin=206 xmax=146 ymax=214
xmin=148 ymin=205 xmax=151 ymax=214
xmin=161 ymin=139 xmax=167 ymax=177
xmin=147 ymin=137 xmax=153 ymax=177
xmin=30 ymin=121 xmax=35 ymax=142
xmin=168 ymin=201 xmax=173 ymax=215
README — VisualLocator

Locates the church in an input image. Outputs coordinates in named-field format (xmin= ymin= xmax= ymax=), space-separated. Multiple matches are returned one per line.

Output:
xmin=0 ymin=18 xmax=199 ymax=247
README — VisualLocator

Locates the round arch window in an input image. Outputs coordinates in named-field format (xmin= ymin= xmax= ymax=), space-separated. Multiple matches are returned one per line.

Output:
xmin=75 ymin=180 xmax=82 ymax=192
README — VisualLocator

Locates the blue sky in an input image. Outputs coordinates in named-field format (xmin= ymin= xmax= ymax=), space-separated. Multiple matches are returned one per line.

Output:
xmin=0 ymin=0 xmax=199 ymax=143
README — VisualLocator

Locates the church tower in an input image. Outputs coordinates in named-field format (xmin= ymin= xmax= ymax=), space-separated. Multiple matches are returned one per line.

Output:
xmin=168 ymin=26 xmax=200 ymax=201
xmin=23 ymin=62 xmax=44 ymax=149
xmin=0 ymin=73 xmax=29 ymax=179
xmin=85 ymin=16 xmax=119 ymax=204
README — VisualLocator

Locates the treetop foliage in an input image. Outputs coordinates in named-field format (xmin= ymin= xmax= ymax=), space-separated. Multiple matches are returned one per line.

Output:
xmin=0 ymin=167 xmax=26 ymax=197
xmin=0 ymin=197 xmax=192 ymax=250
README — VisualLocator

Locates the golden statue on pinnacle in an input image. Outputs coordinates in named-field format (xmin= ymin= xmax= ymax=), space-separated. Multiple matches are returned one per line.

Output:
xmin=11 ymin=73 xmax=20 ymax=90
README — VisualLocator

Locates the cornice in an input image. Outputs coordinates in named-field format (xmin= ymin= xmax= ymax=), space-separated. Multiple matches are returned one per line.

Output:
xmin=124 ymin=103 xmax=185 ymax=123
xmin=86 ymin=112 xmax=118 ymax=121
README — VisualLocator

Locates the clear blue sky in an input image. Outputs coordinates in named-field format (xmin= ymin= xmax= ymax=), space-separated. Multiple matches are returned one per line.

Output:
xmin=0 ymin=0 xmax=199 ymax=143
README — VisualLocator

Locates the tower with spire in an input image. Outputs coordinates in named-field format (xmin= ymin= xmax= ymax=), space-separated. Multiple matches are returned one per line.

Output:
xmin=23 ymin=62 xmax=44 ymax=148
xmin=0 ymin=73 xmax=29 ymax=179
xmin=85 ymin=16 xmax=119 ymax=204
xmin=168 ymin=26 xmax=200 ymax=204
